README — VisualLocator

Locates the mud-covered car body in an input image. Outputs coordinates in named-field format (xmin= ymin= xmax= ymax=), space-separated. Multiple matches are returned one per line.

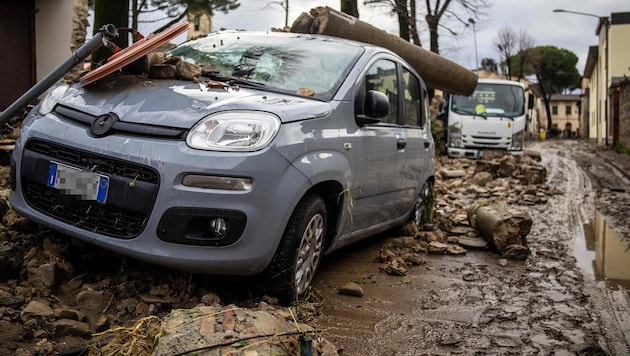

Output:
xmin=9 ymin=31 xmax=434 ymax=299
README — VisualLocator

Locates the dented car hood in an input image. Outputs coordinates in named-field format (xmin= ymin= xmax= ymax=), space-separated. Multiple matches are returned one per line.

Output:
xmin=56 ymin=76 xmax=333 ymax=128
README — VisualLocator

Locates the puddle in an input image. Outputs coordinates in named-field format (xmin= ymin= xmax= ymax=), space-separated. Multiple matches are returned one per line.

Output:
xmin=574 ymin=210 xmax=630 ymax=290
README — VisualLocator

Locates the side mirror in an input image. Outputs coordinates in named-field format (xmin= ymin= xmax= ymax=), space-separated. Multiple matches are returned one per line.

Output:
xmin=528 ymin=93 xmax=534 ymax=110
xmin=356 ymin=90 xmax=388 ymax=126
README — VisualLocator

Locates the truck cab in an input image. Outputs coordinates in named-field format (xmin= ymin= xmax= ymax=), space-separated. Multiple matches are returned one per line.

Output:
xmin=445 ymin=78 xmax=529 ymax=158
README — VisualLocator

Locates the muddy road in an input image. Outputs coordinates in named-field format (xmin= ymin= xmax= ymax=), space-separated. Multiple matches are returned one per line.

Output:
xmin=308 ymin=140 xmax=630 ymax=355
xmin=1 ymin=139 xmax=630 ymax=355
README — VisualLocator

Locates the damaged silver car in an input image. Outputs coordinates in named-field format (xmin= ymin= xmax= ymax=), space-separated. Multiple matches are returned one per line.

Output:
xmin=9 ymin=31 xmax=435 ymax=301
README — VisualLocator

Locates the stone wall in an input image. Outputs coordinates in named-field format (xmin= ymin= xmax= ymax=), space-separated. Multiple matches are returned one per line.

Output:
xmin=620 ymin=83 xmax=630 ymax=149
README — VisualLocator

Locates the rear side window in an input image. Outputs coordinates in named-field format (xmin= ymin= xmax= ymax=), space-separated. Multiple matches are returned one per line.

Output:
xmin=402 ymin=68 xmax=423 ymax=127
xmin=365 ymin=59 xmax=398 ymax=124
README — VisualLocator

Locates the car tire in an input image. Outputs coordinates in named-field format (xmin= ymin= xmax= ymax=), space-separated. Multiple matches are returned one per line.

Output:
xmin=260 ymin=194 xmax=327 ymax=303
xmin=412 ymin=180 xmax=434 ymax=228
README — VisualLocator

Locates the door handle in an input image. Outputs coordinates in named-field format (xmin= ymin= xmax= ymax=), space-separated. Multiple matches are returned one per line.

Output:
xmin=397 ymin=138 xmax=406 ymax=149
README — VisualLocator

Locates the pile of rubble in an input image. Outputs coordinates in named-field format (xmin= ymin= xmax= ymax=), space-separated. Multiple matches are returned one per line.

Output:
xmin=378 ymin=150 xmax=556 ymax=275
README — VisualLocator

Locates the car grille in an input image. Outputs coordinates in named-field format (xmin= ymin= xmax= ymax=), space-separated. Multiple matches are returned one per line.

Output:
xmin=22 ymin=139 xmax=160 ymax=238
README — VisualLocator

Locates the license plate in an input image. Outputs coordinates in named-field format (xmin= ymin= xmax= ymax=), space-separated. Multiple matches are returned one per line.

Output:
xmin=47 ymin=161 xmax=109 ymax=203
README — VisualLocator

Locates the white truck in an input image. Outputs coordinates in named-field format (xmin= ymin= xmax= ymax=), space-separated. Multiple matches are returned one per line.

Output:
xmin=445 ymin=78 xmax=532 ymax=158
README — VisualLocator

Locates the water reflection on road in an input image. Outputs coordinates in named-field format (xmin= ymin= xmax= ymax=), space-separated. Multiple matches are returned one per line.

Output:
xmin=575 ymin=210 xmax=630 ymax=290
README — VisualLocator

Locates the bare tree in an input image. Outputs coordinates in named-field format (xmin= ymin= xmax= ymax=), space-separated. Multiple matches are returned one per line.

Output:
xmin=341 ymin=0 xmax=359 ymax=18
xmin=494 ymin=26 xmax=517 ymax=79
xmin=365 ymin=0 xmax=490 ymax=54
xmin=516 ymin=30 xmax=536 ymax=80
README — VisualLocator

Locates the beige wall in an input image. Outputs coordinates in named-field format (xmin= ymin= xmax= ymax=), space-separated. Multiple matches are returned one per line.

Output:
xmin=610 ymin=23 xmax=630 ymax=80
xmin=34 ymin=0 xmax=74 ymax=81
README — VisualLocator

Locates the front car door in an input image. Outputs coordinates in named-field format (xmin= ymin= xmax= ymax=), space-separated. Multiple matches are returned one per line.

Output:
xmin=345 ymin=57 xmax=409 ymax=233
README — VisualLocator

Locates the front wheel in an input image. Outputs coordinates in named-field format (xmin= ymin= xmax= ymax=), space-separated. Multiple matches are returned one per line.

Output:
xmin=412 ymin=180 xmax=434 ymax=228
xmin=260 ymin=194 xmax=327 ymax=302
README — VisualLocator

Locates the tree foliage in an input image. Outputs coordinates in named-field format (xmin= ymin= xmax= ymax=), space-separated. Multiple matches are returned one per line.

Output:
xmin=480 ymin=57 xmax=498 ymax=73
xmin=493 ymin=27 xmax=517 ymax=79
xmin=529 ymin=45 xmax=581 ymax=130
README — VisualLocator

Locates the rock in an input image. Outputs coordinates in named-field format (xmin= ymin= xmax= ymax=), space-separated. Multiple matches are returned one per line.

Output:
xmin=28 ymin=263 xmax=56 ymax=294
xmin=339 ymin=282 xmax=364 ymax=297
xmin=428 ymin=241 xmax=448 ymax=254
xmin=502 ymin=244 xmax=530 ymax=261
xmin=201 ymin=293 xmax=222 ymax=306
xmin=449 ymin=225 xmax=472 ymax=235
xmin=382 ymin=258 xmax=408 ymax=276
xmin=0 ymin=294 xmax=25 ymax=307
xmin=148 ymin=64 xmax=176 ymax=79
xmin=54 ymin=308 xmax=83 ymax=321
xmin=440 ymin=169 xmax=467 ymax=179
xmin=446 ymin=245 xmax=467 ymax=255
xmin=498 ymin=259 xmax=509 ymax=267
xmin=21 ymin=299 xmax=54 ymax=319
xmin=457 ymin=236 xmax=489 ymax=249
xmin=401 ymin=253 xmax=427 ymax=265
xmin=175 ymin=61 xmax=202 ymax=81
xmin=470 ymin=171 xmax=493 ymax=186
xmin=52 ymin=319 xmax=91 ymax=337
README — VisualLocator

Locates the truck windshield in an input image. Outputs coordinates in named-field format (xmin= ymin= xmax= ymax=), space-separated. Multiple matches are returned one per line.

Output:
xmin=451 ymin=83 xmax=525 ymax=118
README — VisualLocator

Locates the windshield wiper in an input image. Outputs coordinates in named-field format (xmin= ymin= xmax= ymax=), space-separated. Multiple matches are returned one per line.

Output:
xmin=455 ymin=108 xmax=487 ymax=120
xmin=205 ymin=73 xmax=267 ymax=89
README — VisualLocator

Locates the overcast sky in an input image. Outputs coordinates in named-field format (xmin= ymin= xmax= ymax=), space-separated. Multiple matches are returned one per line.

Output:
xmin=209 ymin=0 xmax=626 ymax=75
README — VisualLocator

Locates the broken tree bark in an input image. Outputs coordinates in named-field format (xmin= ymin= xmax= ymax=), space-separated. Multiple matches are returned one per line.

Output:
xmin=290 ymin=7 xmax=477 ymax=96
xmin=467 ymin=202 xmax=532 ymax=260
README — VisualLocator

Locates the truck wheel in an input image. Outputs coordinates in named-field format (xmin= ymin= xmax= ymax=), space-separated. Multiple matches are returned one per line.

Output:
xmin=261 ymin=194 xmax=326 ymax=302
xmin=412 ymin=180 xmax=434 ymax=227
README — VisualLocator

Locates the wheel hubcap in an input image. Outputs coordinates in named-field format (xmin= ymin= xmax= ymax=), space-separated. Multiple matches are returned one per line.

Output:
xmin=295 ymin=213 xmax=324 ymax=295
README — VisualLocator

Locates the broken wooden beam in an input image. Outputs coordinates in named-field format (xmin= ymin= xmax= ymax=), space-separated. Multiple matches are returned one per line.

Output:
xmin=291 ymin=7 xmax=477 ymax=96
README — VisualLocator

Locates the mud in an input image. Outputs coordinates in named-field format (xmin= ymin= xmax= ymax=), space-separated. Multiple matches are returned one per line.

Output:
xmin=1 ymin=139 xmax=629 ymax=355
xmin=309 ymin=140 xmax=630 ymax=355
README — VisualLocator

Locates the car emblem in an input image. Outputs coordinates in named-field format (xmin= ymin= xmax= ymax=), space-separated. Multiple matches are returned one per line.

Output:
xmin=91 ymin=113 xmax=118 ymax=137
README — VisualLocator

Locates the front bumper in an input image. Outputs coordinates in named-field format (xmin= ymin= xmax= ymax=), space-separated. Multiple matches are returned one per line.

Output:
xmin=9 ymin=113 xmax=310 ymax=275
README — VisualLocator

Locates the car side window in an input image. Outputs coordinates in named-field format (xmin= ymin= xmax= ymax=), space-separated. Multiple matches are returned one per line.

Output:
xmin=402 ymin=67 xmax=424 ymax=127
xmin=365 ymin=59 xmax=398 ymax=124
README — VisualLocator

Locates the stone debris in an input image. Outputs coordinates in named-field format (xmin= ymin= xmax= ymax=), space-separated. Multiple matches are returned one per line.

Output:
xmin=378 ymin=149 xmax=550 ymax=272
xmin=0 ymin=147 xmax=556 ymax=354
xmin=339 ymin=282 xmax=364 ymax=297
xmin=153 ymin=304 xmax=338 ymax=356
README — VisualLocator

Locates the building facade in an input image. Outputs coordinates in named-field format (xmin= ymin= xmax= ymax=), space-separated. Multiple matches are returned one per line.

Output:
xmin=549 ymin=94 xmax=581 ymax=138
xmin=582 ymin=12 xmax=630 ymax=145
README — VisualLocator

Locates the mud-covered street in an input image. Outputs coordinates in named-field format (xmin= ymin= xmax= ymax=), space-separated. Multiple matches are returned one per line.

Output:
xmin=1 ymin=139 xmax=630 ymax=355
xmin=308 ymin=139 xmax=630 ymax=355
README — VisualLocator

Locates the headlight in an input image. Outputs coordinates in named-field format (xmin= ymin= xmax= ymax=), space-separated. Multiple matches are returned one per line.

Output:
xmin=38 ymin=83 xmax=69 ymax=115
xmin=448 ymin=130 xmax=462 ymax=147
xmin=187 ymin=111 xmax=281 ymax=151
xmin=510 ymin=129 xmax=524 ymax=150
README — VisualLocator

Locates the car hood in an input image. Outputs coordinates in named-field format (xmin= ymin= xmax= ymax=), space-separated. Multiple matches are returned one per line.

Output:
xmin=56 ymin=76 xmax=333 ymax=128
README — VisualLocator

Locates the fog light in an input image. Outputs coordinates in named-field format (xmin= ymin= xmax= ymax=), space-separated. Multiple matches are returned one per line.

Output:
xmin=183 ymin=174 xmax=252 ymax=190
xmin=210 ymin=217 xmax=227 ymax=238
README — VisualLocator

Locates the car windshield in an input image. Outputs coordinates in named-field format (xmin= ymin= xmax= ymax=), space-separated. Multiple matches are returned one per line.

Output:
xmin=169 ymin=32 xmax=363 ymax=100
xmin=451 ymin=83 xmax=525 ymax=117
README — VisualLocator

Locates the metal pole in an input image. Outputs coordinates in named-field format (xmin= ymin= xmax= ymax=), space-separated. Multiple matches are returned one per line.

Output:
xmin=0 ymin=24 xmax=118 ymax=126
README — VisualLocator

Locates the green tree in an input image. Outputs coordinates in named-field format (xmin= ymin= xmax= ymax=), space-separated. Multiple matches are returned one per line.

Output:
xmin=530 ymin=45 xmax=581 ymax=131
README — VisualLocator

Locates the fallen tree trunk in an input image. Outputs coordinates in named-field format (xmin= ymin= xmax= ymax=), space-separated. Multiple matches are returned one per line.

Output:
xmin=290 ymin=7 xmax=477 ymax=96
xmin=467 ymin=202 xmax=532 ymax=260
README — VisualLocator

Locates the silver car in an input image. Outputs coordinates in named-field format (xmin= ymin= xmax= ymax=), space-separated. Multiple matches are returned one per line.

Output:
xmin=9 ymin=31 xmax=435 ymax=301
